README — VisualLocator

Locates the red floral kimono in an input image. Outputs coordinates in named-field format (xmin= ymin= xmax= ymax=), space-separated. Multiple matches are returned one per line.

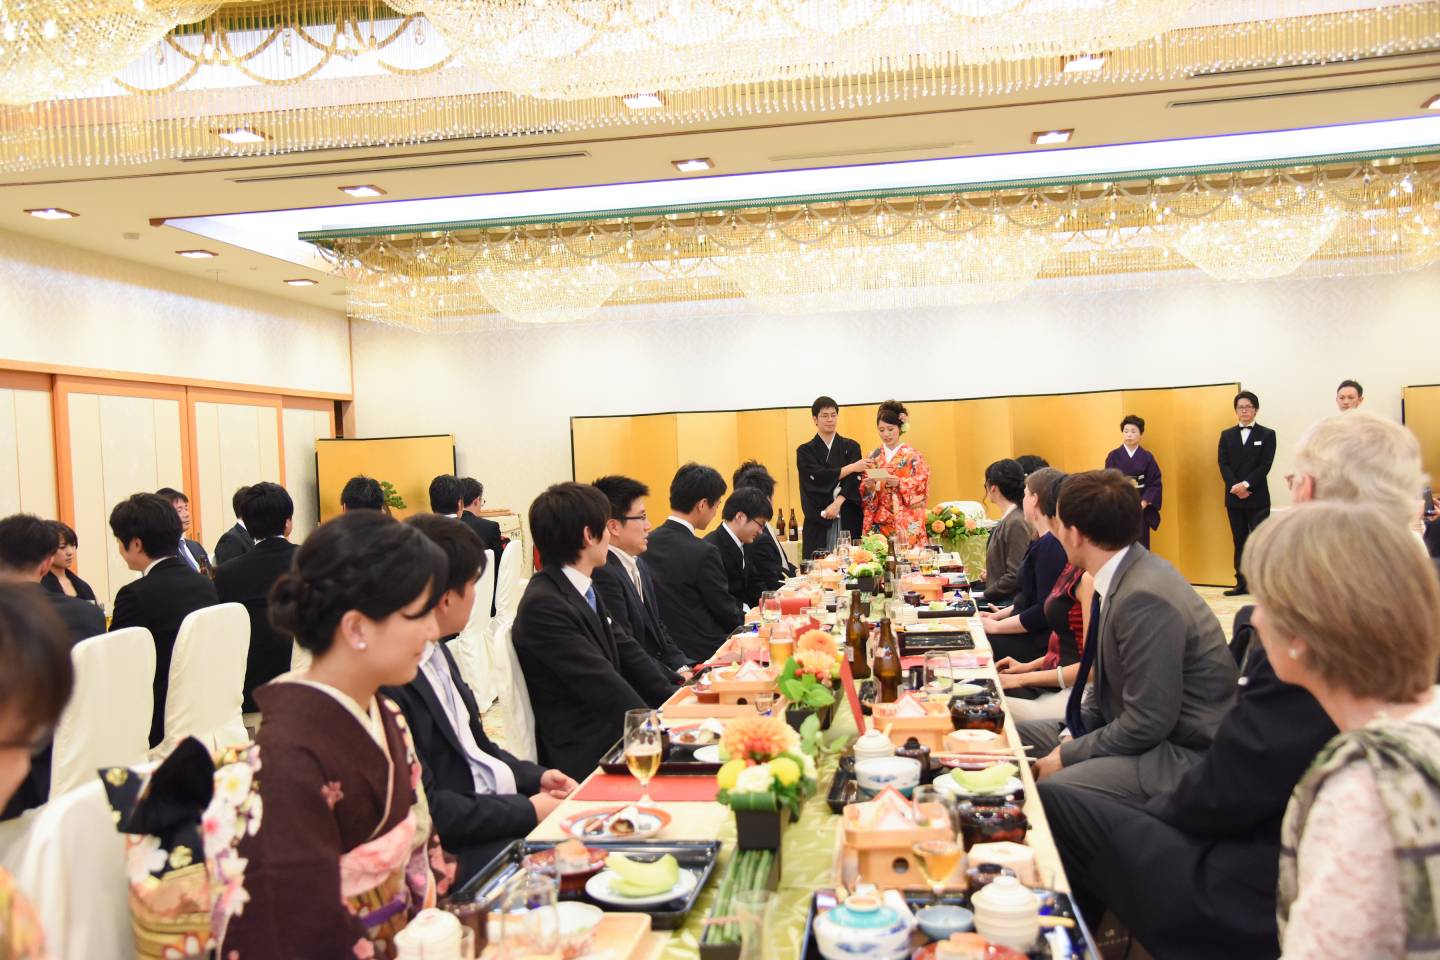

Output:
xmin=218 ymin=681 xmax=451 ymax=959
xmin=861 ymin=442 xmax=931 ymax=549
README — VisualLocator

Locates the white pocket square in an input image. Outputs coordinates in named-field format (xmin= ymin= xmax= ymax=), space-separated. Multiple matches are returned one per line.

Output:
xmin=1254 ymin=440 xmax=1263 ymax=445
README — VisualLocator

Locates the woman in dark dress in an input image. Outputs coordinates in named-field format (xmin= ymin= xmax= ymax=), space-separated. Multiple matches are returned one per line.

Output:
xmin=982 ymin=468 xmax=1070 ymax=662
xmin=38 ymin=521 xmax=97 ymax=603
xmin=1103 ymin=415 xmax=1162 ymax=549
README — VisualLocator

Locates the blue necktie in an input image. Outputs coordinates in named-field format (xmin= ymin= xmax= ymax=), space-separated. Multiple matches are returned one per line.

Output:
xmin=1064 ymin=593 xmax=1103 ymax=737
xmin=584 ymin=585 xmax=597 ymax=612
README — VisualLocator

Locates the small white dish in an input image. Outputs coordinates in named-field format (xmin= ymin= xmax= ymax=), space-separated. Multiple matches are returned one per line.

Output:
xmin=584 ymin=867 xmax=698 ymax=907
xmin=934 ymin=773 xmax=1024 ymax=799
xmin=692 ymin=745 xmax=723 ymax=764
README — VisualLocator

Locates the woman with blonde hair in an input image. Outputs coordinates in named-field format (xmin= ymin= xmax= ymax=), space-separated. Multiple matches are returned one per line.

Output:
xmin=1244 ymin=501 xmax=1440 ymax=959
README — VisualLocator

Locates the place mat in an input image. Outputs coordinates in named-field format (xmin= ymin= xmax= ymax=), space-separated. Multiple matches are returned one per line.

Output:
xmin=573 ymin=774 xmax=719 ymax=803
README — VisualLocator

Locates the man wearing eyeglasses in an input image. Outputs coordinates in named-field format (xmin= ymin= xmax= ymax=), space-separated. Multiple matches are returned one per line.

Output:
xmin=1217 ymin=390 xmax=1276 ymax=596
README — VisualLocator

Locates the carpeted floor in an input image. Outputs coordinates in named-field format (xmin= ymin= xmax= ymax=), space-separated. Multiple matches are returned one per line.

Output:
xmin=1195 ymin=584 xmax=1251 ymax=642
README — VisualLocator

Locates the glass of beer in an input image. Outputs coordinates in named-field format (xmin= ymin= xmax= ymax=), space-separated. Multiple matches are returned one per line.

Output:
xmin=623 ymin=709 xmax=664 ymax=806
xmin=768 ymin=619 xmax=795 ymax=667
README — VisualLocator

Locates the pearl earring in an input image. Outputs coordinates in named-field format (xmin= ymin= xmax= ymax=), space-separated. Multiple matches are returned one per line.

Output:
xmin=356 ymin=641 xmax=368 ymax=651
xmin=1288 ymin=647 xmax=1300 ymax=660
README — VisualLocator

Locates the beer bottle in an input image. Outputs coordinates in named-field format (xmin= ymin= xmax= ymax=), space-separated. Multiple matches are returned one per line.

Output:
xmin=788 ymin=508 xmax=799 ymax=541
xmin=774 ymin=509 xmax=786 ymax=540
xmin=873 ymin=618 xmax=902 ymax=703
xmin=845 ymin=595 xmax=871 ymax=680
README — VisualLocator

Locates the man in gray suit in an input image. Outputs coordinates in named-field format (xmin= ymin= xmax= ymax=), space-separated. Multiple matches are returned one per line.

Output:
xmin=1019 ymin=470 xmax=1237 ymax=801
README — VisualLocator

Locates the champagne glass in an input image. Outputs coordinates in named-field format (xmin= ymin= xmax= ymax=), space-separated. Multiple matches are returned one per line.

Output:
xmin=623 ymin=709 xmax=664 ymax=806
xmin=910 ymin=786 xmax=962 ymax=905
xmin=923 ymin=652 xmax=954 ymax=704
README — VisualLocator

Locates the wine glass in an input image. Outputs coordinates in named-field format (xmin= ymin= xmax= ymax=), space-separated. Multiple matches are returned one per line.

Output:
xmin=495 ymin=874 xmax=558 ymax=959
xmin=923 ymin=652 xmax=954 ymax=704
xmin=623 ymin=709 xmax=664 ymax=806
xmin=910 ymin=786 xmax=961 ymax=905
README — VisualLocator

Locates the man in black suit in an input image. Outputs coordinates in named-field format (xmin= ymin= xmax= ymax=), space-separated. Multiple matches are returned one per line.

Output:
xmin=643 ymin=463 xmax=743 ymax=662
xmin=340 ymin=475 xmax=386 ymax=512
xmin=460 ymin=477 xmax=504 ymax=616
xmin=109 ymin=492 xmax=219 ymax=746
xmin=214 ymin=482 xmax=297 ymax=712
xmin=512 ymin=483 xmax=678 ymax=780
xmin=796 ymin=396 xmax=872 ymax=558
xmin=591 ymin=475 xmax=693 ymax=682
xmin=0 ymin=513 xmax=106 ymax=819
xmin=703 ymin=487 xmax=771 ymax=610
xmin=156 ymin=487 xmax=213 ymax=577
xmin=213 ymin=485 xmax=256 ymax=566
xmin=733 ymin=461 xmax=796 ymax=600
xmin=1217 ymin=390 xmax=1275 ymax=596
xmin=383 ymin=514 xmax=577 ymax=883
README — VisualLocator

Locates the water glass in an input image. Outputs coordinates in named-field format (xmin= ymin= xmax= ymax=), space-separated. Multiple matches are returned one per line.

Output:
xmin=753 ymin=690 xmax=776 ymax=717
xmin=495 ymin=874 xmax=558 ymax=959
xmin=735 ymin=889 xmax=776 ymax=960
xmin=923 ymin=652 xmax=954 ymax=702
xmin=760 ymin=591 xmax=781 ymax=623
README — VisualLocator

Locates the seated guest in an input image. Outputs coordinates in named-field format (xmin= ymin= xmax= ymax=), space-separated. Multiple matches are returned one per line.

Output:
xmin=591 ymin=475 xmax=693 ymax=681
xmin=155 ymin=487 xmax=212 ymax=576
xmin=340 ymin=474 xmax=386 ymax=512
xmin=0 ymin=515 xmax=101 ymax=819
xmin=221 ymin=512 xmax=450 ymax=958
xmin=107 ymin=492 xmax=219 ymax=747
xmin=979 ymin=459 xmax=1032 ymax=605
xmin=39 ymin=520 xmax=96 ymax=603
xmin=703 ymin=487 xmax=771 ymax=610
xmin=384 ymin=515 xmax=576 ymax=884
xmin=0 ymin=582 xmax=74 ymax=949
xmin=429 ymin=473 xmax=465 ymax=517
xmin=645 ymin=463 xmax=742 ymax=661
xmin=733 ymin=461 xmax=797 ymax=599
xmin=1042 ymin=408 xmax=1422 ymax=960
xmin=213 ymin=485 xmax=255 ymax=566
xmin=513 ymin=483 xmax=679 ymax=780
xmin=1016 ymin=454 xmax=1050 ymax=476
xmin=1248 ymin=503 xmax=1440 ymax=960
xmin=1020 ymin=470 xmax=1236 ymax=801
xmin=982 ymin=468 xmax=1069 ymax=662
xmin=460 ymin=476 xmax=504 ymax=615
xmin=213 ymin=482 xmax=297 ymax=712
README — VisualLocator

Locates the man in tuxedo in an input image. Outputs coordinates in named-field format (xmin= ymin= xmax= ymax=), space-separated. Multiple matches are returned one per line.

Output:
xmin=1335 ymin=378 xmax=1364 ymax=411
xmin=383 ymin=514 xmax=577 ymax=883
xmin=1216 ymin=391 xmax=1275 ymax=596
xmin=1041 ymin=412 xmax=1426 ymax=959
xmin=591 ymin=475 xmax=693 ymax=682
xmin=1020 ymin=470 xmax=1237 ymax=802
xmin=156 ymin=487 xmax=213 ymax=577
xmin=512 ymin=483 xmax=678 ymax=779
xmin=733 ymin=461 xmax=796 ymax=600
xmin=703 ymin=487 xmax=771 ymax=610
xmin=213 ymin=485 xmax=255 ymax=567
xmin=460 ymin=477 xmax=504 ymax=616
xmin=796 ymin=396 xmax=872 ymax=557
xmin=340 ymin=475 xmax=386 ymax=512
xmin=0 ymin=513 xmax=104 ymax=819
xmin=109 ymin=492 xmax=219 ymax=746
xmin=213 ymin=482 xmax=297 ymax=712
xmin=644 ymin=463 xmax=743 ymax=661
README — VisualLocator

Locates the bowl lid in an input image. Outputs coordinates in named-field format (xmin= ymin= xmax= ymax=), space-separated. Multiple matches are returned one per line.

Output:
xmin=826 ymin=894 xmax=901 ymax=930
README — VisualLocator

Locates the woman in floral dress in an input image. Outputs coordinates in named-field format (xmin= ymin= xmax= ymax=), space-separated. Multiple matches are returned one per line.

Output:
xmin=861 ymin=400 xmax=931 ymax=549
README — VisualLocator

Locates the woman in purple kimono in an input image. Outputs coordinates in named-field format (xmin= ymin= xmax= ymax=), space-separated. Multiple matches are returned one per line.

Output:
xmin=1104 ymin=415 xmax=1163 ymax=549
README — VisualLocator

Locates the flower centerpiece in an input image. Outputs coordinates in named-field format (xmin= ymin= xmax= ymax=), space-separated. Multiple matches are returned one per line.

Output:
xmin=778 ymin=630 xmax=842 ymax=730
xmin=846 ymin=548 xmax=883 ymax=590
xmin=860 ymin=533 xmax=891 ymax=561
xmin=925 ymin=504 xmax=980 ymax=550
xmin=715 ymin=714 xmax=820 ymax=847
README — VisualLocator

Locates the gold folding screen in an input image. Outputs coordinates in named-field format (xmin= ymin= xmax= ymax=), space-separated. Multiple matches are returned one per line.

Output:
xmin=1404 ymin=386 xmax=1440 ymax=496
xmin=572 ymin=383 xmax=1240 ymax=585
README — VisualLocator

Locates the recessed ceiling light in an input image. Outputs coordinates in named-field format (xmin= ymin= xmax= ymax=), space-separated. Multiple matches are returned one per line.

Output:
xmin=623 ymin=92 xmax=664 ymax=109
xmin=1063 ymin=55 xmax=1106 ymax=73
xmin=339 ymin=184 xmax=386 ymax=198
xmin=216 ymin=127 xmax=268 ymax=145
xmin=176 ymin=249 xmax=218 ymax=259
xmin=1032 ymin=129 xmax=1074 ymax=145
xmin=1425 ymin=94 xmax=1440 ymax=110
xmin=284 ymin=278 xmax=318 ymax=286
xmin=24 ymin=207 xmax=78 ymax=220
xmin=672 ymin=157 xmax=714 ymax=173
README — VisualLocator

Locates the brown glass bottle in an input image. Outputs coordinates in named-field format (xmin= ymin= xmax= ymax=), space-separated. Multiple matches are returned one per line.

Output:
xmin=873 ymin=618 xmax=902 ymax=703
xmin=845 ymin=597 xmax=871 ymax=680
xmin=788 ymin=508 xmax=800 ymax=541
xmin=774 ymin=509 xmax=786 ymax=540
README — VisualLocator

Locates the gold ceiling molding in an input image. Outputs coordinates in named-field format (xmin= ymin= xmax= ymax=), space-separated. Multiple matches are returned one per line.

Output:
xmin=313 ymin=155 xmax=1440 ymax=330
xmin=1 ymin=2 xmax=1438 ymax=171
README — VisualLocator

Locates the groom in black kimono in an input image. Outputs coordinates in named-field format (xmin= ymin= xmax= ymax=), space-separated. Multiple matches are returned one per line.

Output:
xmin=796 ymin=396 xmax=872 ymax=558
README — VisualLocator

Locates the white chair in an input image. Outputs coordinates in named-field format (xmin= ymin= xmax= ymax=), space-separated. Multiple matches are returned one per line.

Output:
xmin=160 ymin=603 xmax=251 ymax=756
xmin=939 ymin=500 xmax=989 ymax=521
xmin=0 ymin=777 xmax=137 ymax=960
xmin=451 ymin=549 xmax=496 ymax=708
xmin=493 ymin=539 xmax=526 ymax=621
xmin=50 ymin=628 xmax=156 ymax=799
xmin=483 ymin=541 xmax=536 ymax=760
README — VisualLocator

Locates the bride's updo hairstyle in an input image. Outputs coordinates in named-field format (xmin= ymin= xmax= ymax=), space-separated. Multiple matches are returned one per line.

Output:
xmin=269 ymin=510 xmax=447 ymax=655
xmin=877 ymin=399 xmax=908 ymax=428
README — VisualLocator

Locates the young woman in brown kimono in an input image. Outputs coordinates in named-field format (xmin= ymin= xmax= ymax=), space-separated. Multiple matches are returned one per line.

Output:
xmin=217 ymin=511 xmax=453 ymax=959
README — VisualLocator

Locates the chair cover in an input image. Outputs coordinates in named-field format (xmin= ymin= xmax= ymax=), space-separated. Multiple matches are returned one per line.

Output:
xmin=939 ymin=500 xmax=989 ymax=521
xmin=50 ymin=628 xmax=156 ymax=798
xmin=450 ymin=549 xmax=496 ymax=708
xmin=160 ymin=603 xmax=250 ymax=756
xmin=484 ymin=541 xmax=536 ymax=761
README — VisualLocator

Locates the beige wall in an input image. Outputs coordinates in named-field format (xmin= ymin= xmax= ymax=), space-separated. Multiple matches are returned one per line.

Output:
xmin=193 ymin=399 xmax=283 ymax=549
xmin=282 ymin=405 xmax=336 ymax=542
xmin=0 ymin=381 xmax=57 ymax=519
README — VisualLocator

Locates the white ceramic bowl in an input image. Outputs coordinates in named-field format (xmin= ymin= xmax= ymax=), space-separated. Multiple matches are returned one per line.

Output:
xmin=813 ymin=894 xmax=912 ymax=960
xmin=854 ymin=756 xmax=922 ymax=798
xmin=556 ymin=902 xmax=603 ymax=959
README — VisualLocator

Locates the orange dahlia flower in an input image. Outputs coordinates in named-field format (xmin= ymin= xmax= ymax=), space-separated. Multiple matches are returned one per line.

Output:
xmin=721 ymin=715 xmax=800 ymax=763
xmin=796 ymin=629 xmax=838 ymax=657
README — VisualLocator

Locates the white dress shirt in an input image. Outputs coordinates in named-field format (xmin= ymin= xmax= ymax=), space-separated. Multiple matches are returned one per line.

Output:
xmin=142 ymin=556 xmax=169 ymax=576
xmin=560 ymin=564 xmax=594 ymax=601
xmin=667 ymin=515 xmax=696 ymax=535
xmin=722 ymin=523 xmax=745 ymax=566
xmin=1092 ymin=545 xmax=1132 ymax=612
xmin=176 ymin=540 xmax=201 ymax=573
xmin=608 ymin=545 xmax=644 ymax=600
xmin=419 ymin=641 xmax=517 ymax=795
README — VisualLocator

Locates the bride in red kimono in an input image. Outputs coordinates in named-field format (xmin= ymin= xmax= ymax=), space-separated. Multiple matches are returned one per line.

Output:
xmin=861 ymin=399 xmax=931 ymax=549
xmin=217 ymin=511 xmax=454 ymax=959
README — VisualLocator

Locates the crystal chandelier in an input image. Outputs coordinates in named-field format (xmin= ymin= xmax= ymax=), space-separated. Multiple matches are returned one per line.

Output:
xmin=1166 ymin=183 xmax=1342 ymax=281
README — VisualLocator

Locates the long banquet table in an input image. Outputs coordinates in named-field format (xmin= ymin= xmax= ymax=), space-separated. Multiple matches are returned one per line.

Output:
xmin=525 ymin=614 xmax=1082 ymax=960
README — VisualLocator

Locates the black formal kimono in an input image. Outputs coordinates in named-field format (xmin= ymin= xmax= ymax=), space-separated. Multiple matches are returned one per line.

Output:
xmin=214 ymin=537 xmax=298 ymax=712
xmin=796 ymin=433 xmax=864 ymax=558
xmin=703 ymin=525 xmax=749 ymax=609
xmin=214 ymin=521 xmax=255 ymax=567
xmin=1217 ymin=422 xmax=1276 ymax=589
xmin=109 ymin=556 xmax=219 ymax=746
xmin=1104 ymin=444 xmax=1163 ymax=549
xmin=644 ymin=519 xmax=743 ymax=661
xmin=512 ymin=566 xmax=678 ymax=779
xmin=383 ymin=642 xmax=547 ymax=883
xmin=591 ymin=554 xmax=691 ymax=679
